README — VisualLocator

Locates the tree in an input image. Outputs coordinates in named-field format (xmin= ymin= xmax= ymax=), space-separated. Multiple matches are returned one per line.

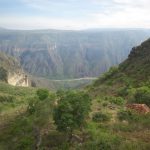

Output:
xmin=31 ymin=80 xmax=36 ymax=87
xmin=27 ymin=92 xmax=55 ymax=149
xmin=36 ymin=89 xmax=49 ymax=100
xmin=131 ymin=86 xmax=150 ymax=106
xmin=53 ymin=90 xmax=91 ymax=140
xmin=0 ymin=67 xmax=7 ymax=82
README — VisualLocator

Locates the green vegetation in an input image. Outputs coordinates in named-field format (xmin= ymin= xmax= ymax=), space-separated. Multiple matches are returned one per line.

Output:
xmin=117 ymin=110 xmax=134 ymax=121
xmin=132 ymin=86 xmax=150 ymax=106
xmin=0 ymin=52 xmax=20 ymax=73
xmin=0 ymin=67 xmax=7 ymax=82
xmin=36 ymin=88 xmax=49 ymax=100
xmin=53 ymin=90 xmax=91 ymax=140
xmin=87 ymin=39 xmax=150 ymax=150
xmin=0 ymin=38 xmax=150 ymax=149
xmin=92 ymin=112 xmax=111 ymax=122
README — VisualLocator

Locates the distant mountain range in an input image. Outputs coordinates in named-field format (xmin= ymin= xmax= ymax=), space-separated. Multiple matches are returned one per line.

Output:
xmin=0 ymin=28 xmax=150 ymax=79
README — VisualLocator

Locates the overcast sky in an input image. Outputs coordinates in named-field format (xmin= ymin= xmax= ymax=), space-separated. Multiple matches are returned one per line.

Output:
xmin=0 ymin=0 xmax=150 ymax=30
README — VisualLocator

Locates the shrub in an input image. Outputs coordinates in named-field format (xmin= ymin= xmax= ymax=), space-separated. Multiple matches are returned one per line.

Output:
xmin=93 ymin=66 xmax=118 ymax=86
xmin=36 ymin=89 xmax=49 ymax=100
xmin=118 ymin=87 xmax=129 ymax=97
xmin=102 ymin=67 xmax=119 ymax=80
xmin=82 ymin=130 xmax=121 ymax=150
xmin=110 ymin=97 xmax=125 ymax=106
xmin=42 ymin=131 xmax=68 ymax=148
xmin=16 ymin=136 xmax=34 ymax=150
xmin=31 ymin=80 xmax=36 ymax=87
xmin=104 ymin=96 xmax=125 ymax=106
xmin=117 ymin=110 xmax=134 ymax=121
xmin=0 ymin=94 xmax=15 ymax=103
xmin=102 ymin=102 xmax=109 ymax=107
xmin=132 ymin=86 xmax=150 ymax=106
xmin=0 ymin=67 xmax=7 ymax=82
xmin=53 ymin=90 xmax=91 ymax=135
xmin=92 ymin=112 xmax=111 ymax=122
xmin=27 ymin=99 xmax=37 ymax=114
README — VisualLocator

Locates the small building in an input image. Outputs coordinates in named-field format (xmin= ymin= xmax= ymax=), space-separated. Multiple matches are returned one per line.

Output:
xmin=126 ymin=104 xmax=150 ymax=114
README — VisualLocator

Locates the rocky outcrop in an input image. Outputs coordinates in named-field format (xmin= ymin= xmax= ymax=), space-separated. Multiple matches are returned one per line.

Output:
xmin=0 ymin=52 xmax=30 ymax=87
xmin=8 ymin=72 xmax=29 ymax=87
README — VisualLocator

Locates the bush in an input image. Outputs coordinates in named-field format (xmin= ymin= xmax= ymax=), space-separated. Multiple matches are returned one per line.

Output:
xmin=118 ymin=109 xmax=150 ymax=128
xmin=27 ymin=99 xmax=37 ymax=114
xmin=102 ymin=102 xmax=109 ymax=107
xmin=102 ymin=67 xmax=119 ymax=80
xmin=82 ymin=130 xmax=121 ymax=150
xmin=16 ymin=136 xmax=34 ymax=150
xmin=36 ymin=89 xmax=49 ymax=100
xmin=132 ymin=86 xmax=150 ymax=106
xmin=110 ymin=97 xmax=125 ymax=106
xmin=0 ymin=67 xmax=7 ymax=82
xmin=54 ymin=90 xmax=91 ymax=133
xmin=104 ymin=96 xmax=125 ymax=106
xmin=118 ymin=87 xmax=129 ymax=97
xmin=0 ymin=94 xmax=15 ymax=103
xmin=93 ymin=66 xmax=118 ymax=86
xmin=92 ymin=112 xmax=111 ymax=122
xmin=117 ymin=110 xmax=135 ymax=121
xmin=42 ymin=131 xmax=68 ymax=148
xmin=31 ymin=80 xmax=36 ymax=87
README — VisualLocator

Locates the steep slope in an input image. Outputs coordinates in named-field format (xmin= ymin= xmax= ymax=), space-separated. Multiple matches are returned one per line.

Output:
xmin=86 ymin=38 xmax=150 ymax=150
xmin=0 ymin=29 xmax=150 ymax=79
xmin=93 ymin=38 xmax=150 ymax=89
xmin=119 ymin=38 xmax=150 ymax=83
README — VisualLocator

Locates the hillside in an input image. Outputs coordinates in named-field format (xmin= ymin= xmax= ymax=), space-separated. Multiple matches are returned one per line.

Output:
xmin=93 ymin=38 xmax=150 ymax=89
xmin=86 ymin=38 xmax=150 ymax=149
xmin=119 ymin=38 xmax=150 ymax=84
xmin=0 ymin=52 xmax=20 ymax=73
xmin=0 ymin=39 xmax=150 ymax=150
xmin=0 ymin=29 xmax=150 ymax=79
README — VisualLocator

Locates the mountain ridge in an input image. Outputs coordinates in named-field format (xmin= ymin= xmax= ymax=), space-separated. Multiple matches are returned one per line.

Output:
xmin=92 ymin=38 xmax=150 ymax=93
xmin=0 ymin=29 xmax=150 ymax=79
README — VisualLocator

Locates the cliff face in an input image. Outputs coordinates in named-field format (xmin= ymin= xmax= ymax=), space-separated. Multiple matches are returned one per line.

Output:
xmin=0 ymin=29 xmax=150 ymax=79
xmin=0 ymin=52 xmax=29 ymax=87
xmin=8 ymin=72 xmax=29 ymax=87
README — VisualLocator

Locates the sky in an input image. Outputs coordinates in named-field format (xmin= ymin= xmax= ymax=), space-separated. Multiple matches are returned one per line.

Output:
xmin=0 ymin=0 xmax=150 ymax=30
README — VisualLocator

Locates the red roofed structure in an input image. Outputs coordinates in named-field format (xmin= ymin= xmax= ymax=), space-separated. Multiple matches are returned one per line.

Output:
xmin=126 ymin=104 xmax=150 ymax=114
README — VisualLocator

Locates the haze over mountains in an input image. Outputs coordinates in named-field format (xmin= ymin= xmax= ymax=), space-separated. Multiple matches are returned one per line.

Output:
xmin=0 ymin=28 xmax=150 ymax=79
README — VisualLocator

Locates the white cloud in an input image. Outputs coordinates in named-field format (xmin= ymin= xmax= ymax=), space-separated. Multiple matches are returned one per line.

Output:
xmin=89 ymin=0 xmax=150 ymax=28
xmin=0 ymin=0 xmax=150 ymax=29
xmin=0 ymin=15 xmax=89 ymax=30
